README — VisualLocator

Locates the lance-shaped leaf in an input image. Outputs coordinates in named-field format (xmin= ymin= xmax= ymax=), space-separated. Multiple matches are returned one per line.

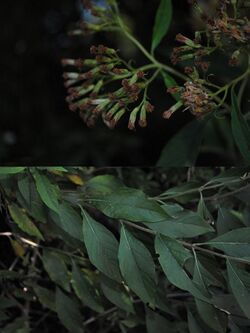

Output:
xmin=193 ymin=252 xmax=227 ymax=332
xmin=71 ymin=261 xmax=104 ymax=313
xmin=8 ymin=203 xmax=44 ymax=240
xmin=56 ymin=288 xmax=84 ymax=333
xmin=118 ymin=226 xmax=157 ymax=305
xmin=86 ymin=187 xmax=169 ymax=223
xmin=187 ymin=311 xmax=203 ymax=333
xmin=162 ymin=71 xmax=180 ymax=102
xmin=100 ymin=275 xmax=135 ymax=313
xmin=227 ymin=259 xmax=250 ymax=319
xmin=0 ymin=167 xmax=26 ymax=174
xmin=42 ymin=250 xmax=70 ymax=292
xmin=33 ymin=172 xmax=60 ymax=212
xmin=151 ymin=0 xmax=173 ymax=52
xmin=146 ymin=211 xmax=214 ymax=238
xmin=231 ymin=89 xmax=250 ymax=163
xmin=204 ymin=227 xmax=250 ymax=261
xmin=155 ymin=235 xmax=208 ymax=301
xmin=81 ymin=209 xmax=121 ymax=282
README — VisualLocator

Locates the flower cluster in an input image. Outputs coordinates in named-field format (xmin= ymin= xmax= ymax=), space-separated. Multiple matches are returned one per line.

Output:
xmin=163 ymin=81 xmax=216 ymax=119
xmin=62 ymin=45 xmax=154 ymax=129
xmin=176 ymin=0 xmax=250 ymax=67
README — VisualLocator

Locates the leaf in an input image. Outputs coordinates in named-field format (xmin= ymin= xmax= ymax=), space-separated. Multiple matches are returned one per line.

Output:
xmin=0 ymin=167 xmax=26 ymax=175
xmin=217 ymin=207 xmax=242 ymax=235
xmin=81 ymin=209 xmax=121 ymax=282
xmin=231 ymin=89 xmax=250 ymax=163
xmin=151 ymin=0 xmax=173 ymax=52
xmin=193 ymin=252 xmax=227 ymax=332
xmin=71 ymin=261 xmax=104 ymax=313
xmin=155 ymin=235 xmax=208 ymax=301
xmin=86 ymin=187 xmax=170 ymax=223
xmin=34 ymin=286 xmax=56 ymax=312
xmin=33 ymin=172 xmax=60 ymax=212
xmin=227 ymin=259 xmax=250 ymax=319
xmin=100 ymin=275 xmax=135 ymax=313
xmin=51 ymin=203 xmax=83 ymax=241
xmin=118 ymin=226 xmax=157 ymax=304
xmin=8 ymin=204 xmax=44 ymax=240
xmin=157 ymin=118 xmax=209 ymax=167
xmin=162 ymin=71 xmax=181 ymax=102
xmin=146 ymin=308 xmax=175 ymax=333
xmin=187 ymin=311 xmax=203 ymax=333
xmin=147 ymin=210 xmax=214 ymax=238
xmin=205 ymin=227 xmax=250 ymax=261
xmin=42 ymin=249 xmax=70 ymax=291
xmin=17 ymin=175 xmax=47 ymax=223
xmin=55 ymin=288 xmax=84 ymax=333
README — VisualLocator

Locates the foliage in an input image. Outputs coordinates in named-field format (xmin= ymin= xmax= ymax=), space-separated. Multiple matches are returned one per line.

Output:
xmin=1 ymin=166 xmax=250 ymax=332
xmin=61 ymin=0 xmax=250 ymax=166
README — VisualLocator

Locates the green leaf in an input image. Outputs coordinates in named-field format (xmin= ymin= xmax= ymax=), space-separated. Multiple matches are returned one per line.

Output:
xmin=118 ymin=226 xmax=157 ymax=304
xmin=86 ymin=187 xmax=170 ymax=223
xmin=205 ymin=227 xmax=250 ymax=261
xmin=100 ymin=275 xmax=135 ymax=313
xmin=187 ymin=311 xmax=203 ymax=333
xmin=147 ymin=210 xmax=214 ymax=238
xmin=34 ymin=286 xmax=56 ymax=312
xmin=146 ymin=308 xmax=175 ymax=333
xmin=55 ymin=287 xmax=84 ymax=333
xmin=51 ymin=203 xmax=83 ymax=241
xmin=42 ymin=250 xmax=70 ymax=291
xmin=155 ymin=235 xmax=208 ymax=301
xmin=227 ymin=259 xmax=250 ymax=319
xmin=17 ymin=175 xmax=47 ymax=223
xmin=162 ymin=71 xmax=180 ymax=102
xmin=193 ymin=252 xmax=227 ymax=332
xmin=33 ymin=172 xmax=60 ymax=212
xmin=0 ymin=167 xmax=26 ymax=175
xmin=231 ymin=89 xmax=250 ymax=163
xmin=71 ymin=261 xmax=104 ymax=313
xmin=81 ymin=209 xmax=121 ymax=282
xmin=8 ymin=204 xmax=44 ymax=240
xmin=151 ymin=0 xmax=173 ymax=52
xmin=157 ymin=118 xmax=208 ymax=167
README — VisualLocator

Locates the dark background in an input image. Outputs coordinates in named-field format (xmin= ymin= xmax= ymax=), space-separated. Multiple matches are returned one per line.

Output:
xmin=0 ymin=0 xmax=247 ymax=166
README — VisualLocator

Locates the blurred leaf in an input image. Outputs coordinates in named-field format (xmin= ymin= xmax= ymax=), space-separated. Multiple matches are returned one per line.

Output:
xmin=56 ymin=288 xmax=83 ymax=333
xmin=227 ymin=260 xmax=250 ymax=319
xmin=42 ymin=249 xmax=70 ymax=291
xmin=157 ymin=118 xmax=209 ymax=167
xmin=217 ymin=207 xmax=242 ymax=235
xmin=68 ymin=174 xmax=84 ymax=186
xmin=146 ymin=308 xmax=175 ymax=333
xmin=81 ymin=209 xmax=121 ymax=282
xmin=8 ymin=203 xmax=44 ymax=240
xmin=118 ymin=226 xmax=157 ymax=304
xmin=231 ymin=89 xmax=250 ymax=164
xmin=151 ymin=0 xmax=173 ymax=52
xmin=2 ymin=317 xmax=30 ymax=333
xmin=155 ymin=235 xmax=208 ymax=301
xmin=101 ymin=275 xmax=135 ymax=313
xmin=10 ymin=239 xmax=26 ymax=257
xmin=71 ymin=261 xmax=104 ymax=313
xmin=0 ymin=167 xmax=26 ymax=175
xmin=187 ymin=311 xmax=203 ymax=333
xmin=33 ymin=171 xmax=60 ymax=212
xmin=205 ymin=228 xmax=250 ymax=261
